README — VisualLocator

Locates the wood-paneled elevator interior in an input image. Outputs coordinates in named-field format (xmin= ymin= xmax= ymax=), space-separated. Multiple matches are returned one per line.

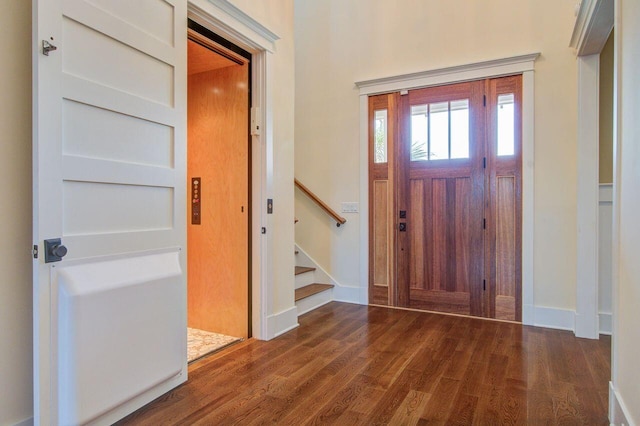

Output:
xmin=187 ymin=32 xmax=250 ymax=344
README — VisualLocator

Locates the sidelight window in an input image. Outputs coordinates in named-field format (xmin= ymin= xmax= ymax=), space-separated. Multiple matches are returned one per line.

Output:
xmin=497 ymin=93 xmax=515 ymax=156
xmin=374 ymin=109 xmax=388 ymax=163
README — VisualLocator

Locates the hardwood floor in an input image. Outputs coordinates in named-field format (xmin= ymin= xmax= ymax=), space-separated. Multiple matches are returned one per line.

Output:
xmin=118 ymin=302 xmax=611 ymax=425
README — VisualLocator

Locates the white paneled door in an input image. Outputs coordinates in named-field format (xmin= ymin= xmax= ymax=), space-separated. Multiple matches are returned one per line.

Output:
xmin=33 ymin=0 xmax=187 ymax=424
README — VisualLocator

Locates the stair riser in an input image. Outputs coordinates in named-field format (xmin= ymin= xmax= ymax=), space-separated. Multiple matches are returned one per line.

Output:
xmin=296 ymin=288 xmax=333 ymax=316
xmin=295 ymin=271 xmax=316 ymax=289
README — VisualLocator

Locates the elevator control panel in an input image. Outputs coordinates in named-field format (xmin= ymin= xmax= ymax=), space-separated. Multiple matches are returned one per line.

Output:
xmin=191 ymin=177 xmax=201 ymax=225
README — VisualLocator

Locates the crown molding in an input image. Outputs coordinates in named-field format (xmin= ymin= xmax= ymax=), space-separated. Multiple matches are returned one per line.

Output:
xmin=188 ymin=0 xmax=280 ymax=53
xmin=570 ymin=0 xmax=613 ymax=56
xmin=355 ymin=53 xmax=540 ymax=96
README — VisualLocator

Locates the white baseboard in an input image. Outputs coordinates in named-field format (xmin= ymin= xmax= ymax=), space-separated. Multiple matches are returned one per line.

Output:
xmin=13 ymin=417 xmax=34 ymax=426
xmin=359 ymin=284 xmax=369 ymax=305
xmin=523 ymin=303 xmax=535 ymax=325
xmin=533 ymin=306 xmax=576 ymax=331
xmin=610 ymin=381 xmax=635 ymax=426
xmin=599 ymin=312 xmax=612 ymax=335
xmin=334 ymin=285 xmax=361 ymax=304
xmin=266 ymin=306 xmax=299 ymax=339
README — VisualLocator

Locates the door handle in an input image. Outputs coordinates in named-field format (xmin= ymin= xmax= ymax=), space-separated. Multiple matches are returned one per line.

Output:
xmin=44 ymin=238 xmax=68 ymax=263
xmin=399 ymin=223 xmax=407 ymax=232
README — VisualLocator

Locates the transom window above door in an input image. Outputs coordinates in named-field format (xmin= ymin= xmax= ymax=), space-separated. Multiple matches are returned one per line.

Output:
xmin=410 ymin=99 xmax=470 ymax=161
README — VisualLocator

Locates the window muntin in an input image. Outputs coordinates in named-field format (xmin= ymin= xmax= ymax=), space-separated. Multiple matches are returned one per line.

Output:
xmin=410 ymin=99 xmax=470 ymax=161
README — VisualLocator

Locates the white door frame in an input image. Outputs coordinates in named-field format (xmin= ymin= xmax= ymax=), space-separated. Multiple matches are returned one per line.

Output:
xmin=187 ymin=0 xmax=280 ymax=340
xmin=570 ymin=0 xmax=614 ymax=339
xmin=355 ymin=53 xmax=539 ymax=324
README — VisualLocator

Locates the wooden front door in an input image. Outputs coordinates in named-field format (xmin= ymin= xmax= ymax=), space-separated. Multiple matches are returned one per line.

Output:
xmin=369 ymin=76 xmax=522 ymax=321
xmin=397 ymin=81 xmax=485 ymax=316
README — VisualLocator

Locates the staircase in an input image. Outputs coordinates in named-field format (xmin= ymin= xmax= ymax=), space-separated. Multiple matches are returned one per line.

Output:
xmin=294 ymin=258 xmax=334 ymax=316
xmin=293 ymin=177 xmax=345 ymax=316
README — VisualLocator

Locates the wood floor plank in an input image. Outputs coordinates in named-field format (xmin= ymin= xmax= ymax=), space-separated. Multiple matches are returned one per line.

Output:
xmin=445 ymin=393 xmax=479 ymax=425
xmin=388 ymin=390 xmax=432 ymax=425
xmin=419 ymin=376 xmax=461 ymax=423
xmin=117 ymin=302 xmax=611 ymax=425
xmin=473 ymin=385 xmax=502 ymax=425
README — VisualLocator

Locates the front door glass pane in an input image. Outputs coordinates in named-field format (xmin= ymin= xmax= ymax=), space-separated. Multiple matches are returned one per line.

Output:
xmin=450 ymin=99 xmax=469 ymax=159
xmin=497 ymin=93 xmax=515 ymax=156
xmin=374 ymin=109 xmax=388 ymax=163
xmin=429 ymin=102 xmax=448 ymax=160
xmin=410 ymin=105 xmax=428 ymax=161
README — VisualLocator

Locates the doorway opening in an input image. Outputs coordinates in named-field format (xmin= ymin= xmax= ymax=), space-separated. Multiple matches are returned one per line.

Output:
xmin=369 ymin=75 xmax=523 ymax=321
xmin=186 ymin=20 xmax=252 ymax=362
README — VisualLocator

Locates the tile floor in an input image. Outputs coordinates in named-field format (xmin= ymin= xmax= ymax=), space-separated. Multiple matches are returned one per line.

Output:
xmin=187 ymin=328 xmax=242 ymax=363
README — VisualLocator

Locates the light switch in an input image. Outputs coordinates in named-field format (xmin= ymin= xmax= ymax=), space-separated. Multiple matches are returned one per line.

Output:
xmin=341 ymin=202 xmax=359 ymax=213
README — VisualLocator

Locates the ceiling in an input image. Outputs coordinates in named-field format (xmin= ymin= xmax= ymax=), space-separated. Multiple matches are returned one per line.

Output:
xmin=188 ymin=39 xmax=238 ymax=75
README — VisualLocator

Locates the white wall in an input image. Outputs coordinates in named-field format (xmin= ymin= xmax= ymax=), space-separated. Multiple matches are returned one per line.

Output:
xmin=612 ymin=0 xmax=640 ymax=421
xmin=0 ymin=2 xmax=34 ymax=425
xmin=229 ymin=0 xmax=296 ymax=318
xmin=294 ymin=0 xmax=579 ymax=314
xmin=598 ymin=185 xmax=612 ymax=334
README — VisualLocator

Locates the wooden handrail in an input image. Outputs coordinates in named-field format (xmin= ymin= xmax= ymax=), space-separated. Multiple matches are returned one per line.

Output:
xmin=294 ymin=178 xmax=347 ymax=227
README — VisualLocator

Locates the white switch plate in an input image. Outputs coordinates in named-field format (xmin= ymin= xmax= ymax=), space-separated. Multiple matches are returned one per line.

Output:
xmin=341 ymin=202 xmax=359 ymax=213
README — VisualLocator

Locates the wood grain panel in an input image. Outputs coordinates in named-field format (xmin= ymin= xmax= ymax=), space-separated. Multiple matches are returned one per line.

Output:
xmin=187 ymin=59 xmax=249 ymax=338
xmin=487 ymin=75 xmax=523 ymax=321
xmin=372 ymin=285 xmax=390 ymax=305
xmin=496 ymin=176 xmax=516 ymax=298
xmin=409 ymin=289 xmax=471 ymax=315
xmin=495 ymin=295 xmax=516 ymax=320
xmin=373 ymin=180 xmax=389 ymax=287
xmin=369 ymin=93 xmax=398 ymax=306
xmin=455 ymin=177 xmax=471 ymax=292
xmin=409 ymin=179 xmax=425 ymax=289
xmin=431 ymin=178 xmax=448 ymax=291
xmin=446 ymin=178 xmax=457 ymax=292
xmin=188 ymin=39 xmax=237 ymax=75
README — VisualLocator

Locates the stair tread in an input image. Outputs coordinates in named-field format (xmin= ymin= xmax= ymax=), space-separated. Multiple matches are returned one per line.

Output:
xmin=295 ymin=283 xmax=334 ymax=301
xmin=295 ymin=266 xmax=316 ymax=275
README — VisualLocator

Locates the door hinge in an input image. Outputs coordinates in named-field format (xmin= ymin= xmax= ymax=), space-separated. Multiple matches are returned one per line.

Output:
xmin=483 ymin=157 xmax=487 ymax=168
xmin=33 ymin=244 xmax=38 ymax=259
xmin=483 ymin=218 xmax=486 ymax=229
xmin=483 ymin=279 xmax=486 ymax=291
xmin=483 ymin=95 xmax=486 ymax=106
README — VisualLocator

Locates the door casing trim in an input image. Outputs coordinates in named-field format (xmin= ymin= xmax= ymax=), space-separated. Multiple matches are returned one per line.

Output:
xmin=357 ymin=53 xmax=538 ymax=325
xmin=188 ymin=0 xmax=279 ymax=340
